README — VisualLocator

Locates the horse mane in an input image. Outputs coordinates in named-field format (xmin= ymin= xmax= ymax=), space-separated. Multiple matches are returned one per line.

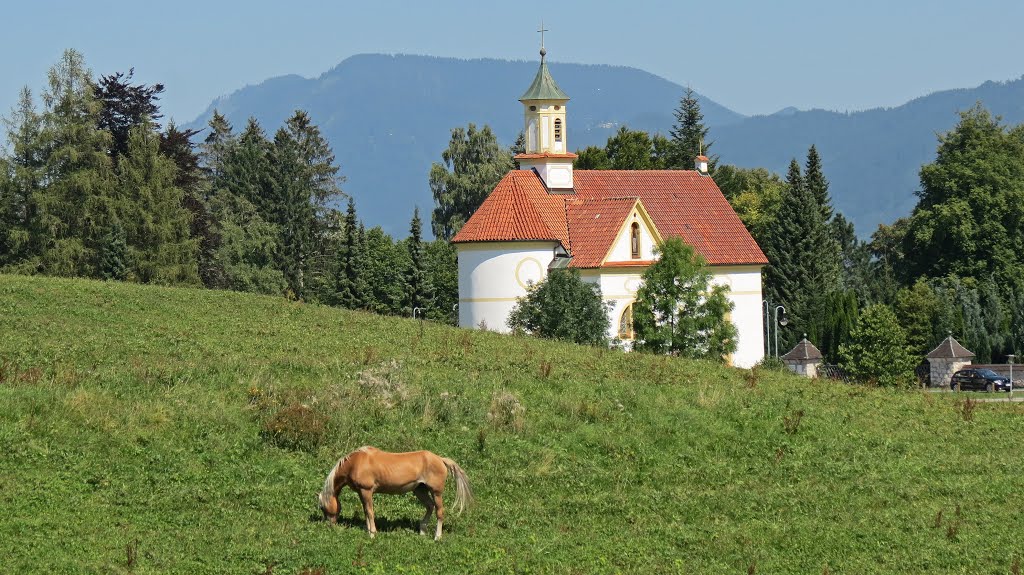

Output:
xmin=319 ymin=447 xmax=375 ymax=507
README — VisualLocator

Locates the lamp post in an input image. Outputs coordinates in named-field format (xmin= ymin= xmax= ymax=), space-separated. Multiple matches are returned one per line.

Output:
xmin=774 ymin=305 xmax=788 ymax=358
xmin=1009 ymin=354 xmax=1016 ymax=400
xmin=762 ymin=300 xmax=771 ymax=357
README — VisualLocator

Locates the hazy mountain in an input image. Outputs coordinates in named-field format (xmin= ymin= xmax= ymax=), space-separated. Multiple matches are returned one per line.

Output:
xmin=186 ymin=54 xmax=743 ymax=236
xmin=715 ymin=78 xmax=1024 ymax=237
xmin=187 ymin=53 xmax=1024 ymax=238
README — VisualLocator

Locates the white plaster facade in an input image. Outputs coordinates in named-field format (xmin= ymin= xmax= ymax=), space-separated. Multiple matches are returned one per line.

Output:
xmin=457 ymin=244 xmax=766 ymax=368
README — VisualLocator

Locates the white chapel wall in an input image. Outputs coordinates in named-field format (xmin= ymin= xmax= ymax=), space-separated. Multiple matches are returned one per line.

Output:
xmin=606 ymin=210 xmax=658 ymax=262
xmin=457 ymin=241 xmax=557 ymax=332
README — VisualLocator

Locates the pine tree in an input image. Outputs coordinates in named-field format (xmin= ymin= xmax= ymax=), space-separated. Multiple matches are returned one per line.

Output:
xmin=668 ymin=87 xmax=716 ymax=171
xmin=803 ymin=145 xmax=833 ymax=222
xmin=761 ymin=158 xmax=841 ymax=350
xmin=200 ymin=111 xmax=236 ymax=187
xmin=404 ymin=207 xmax=431 ymax=315
xmin=334 ymin=197 xmax=363 ymax=308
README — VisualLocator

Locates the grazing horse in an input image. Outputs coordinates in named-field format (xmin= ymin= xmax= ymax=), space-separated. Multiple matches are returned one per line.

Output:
xmin=317 ymin=446 xmax=472 ymax=540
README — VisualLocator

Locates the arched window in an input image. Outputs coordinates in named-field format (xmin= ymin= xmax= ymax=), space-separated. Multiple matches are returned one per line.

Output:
xmin=618 ymin=303 xmax=634 ymax=340
xmin=630 ymin=222 xmax=640 ymax=259
xmin=554 ymin=118 xmax=562 ymax=142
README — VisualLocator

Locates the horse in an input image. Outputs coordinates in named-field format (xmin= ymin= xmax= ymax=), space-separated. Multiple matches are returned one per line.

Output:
xmin=317 ymin=446 xmax=472 ymax=540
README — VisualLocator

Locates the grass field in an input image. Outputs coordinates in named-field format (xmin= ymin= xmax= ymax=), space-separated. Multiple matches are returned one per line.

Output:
xmin=1 ymin=274 xmax=1023 ymax=574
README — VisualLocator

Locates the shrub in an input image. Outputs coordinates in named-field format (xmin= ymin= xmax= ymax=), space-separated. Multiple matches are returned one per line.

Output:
xmin=261 ymin=403 xmax=328 ymax=452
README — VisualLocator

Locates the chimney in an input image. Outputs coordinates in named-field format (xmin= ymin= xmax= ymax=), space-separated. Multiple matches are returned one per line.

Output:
xmin=695 ymin=155 xmax=709 ymax=175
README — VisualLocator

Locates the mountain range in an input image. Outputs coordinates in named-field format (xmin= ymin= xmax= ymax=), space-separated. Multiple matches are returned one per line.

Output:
xmin=186 ymin=53 xmax=1024 ymax=238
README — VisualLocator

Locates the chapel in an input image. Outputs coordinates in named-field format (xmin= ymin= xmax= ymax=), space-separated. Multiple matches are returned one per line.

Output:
xmin=451 ymin=45 xmax=768 ymax=368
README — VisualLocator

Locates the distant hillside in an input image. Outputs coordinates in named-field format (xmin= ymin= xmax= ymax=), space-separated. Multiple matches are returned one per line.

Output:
xmin=2 ymin=273 xmax=1023 ymax=573
xmin=715 ymin=78 xmax=1024 ymax=236
xmin=186 ymin=54 xmax=744 ymax=236
xmin=188 ymin=54 xmax=1024 ymax=238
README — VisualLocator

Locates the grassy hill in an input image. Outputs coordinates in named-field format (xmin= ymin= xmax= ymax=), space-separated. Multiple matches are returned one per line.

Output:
xmin=1 ymin=274 xmax=1022 ymax=574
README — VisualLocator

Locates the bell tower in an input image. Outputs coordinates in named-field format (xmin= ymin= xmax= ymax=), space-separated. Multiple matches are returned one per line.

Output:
xmin=516 ymin=25 xmax=575 ymax=192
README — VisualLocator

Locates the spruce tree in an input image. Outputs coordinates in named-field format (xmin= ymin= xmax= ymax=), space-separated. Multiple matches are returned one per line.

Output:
xmin=803 ymin=145 xmax=833 ymax=222
xmin=668 ymin=87 xmax=716 ymax=171
xmin=761 ymin=158 xmax=841 ymax=350
xmin=334 ymin=197 xmax=363 ymax=308
xmin=99 ymin=220 xmax=129 ymax=281
xmin=404 ymin=207 xmax=431 ymax=315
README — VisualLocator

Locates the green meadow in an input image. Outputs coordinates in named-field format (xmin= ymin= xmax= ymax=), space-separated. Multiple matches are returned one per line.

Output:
xmin=1 ymin=274 xmax=1022 ymax=574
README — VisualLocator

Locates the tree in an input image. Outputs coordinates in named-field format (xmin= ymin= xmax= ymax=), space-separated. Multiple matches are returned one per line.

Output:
xmin=99 ymin=220 xmax=128 ymax=281
xmin=268 ymin=112 xmax=344 ymax=300
xmin=94 ymin=68 xmax=164 ymax=163
xmin=818 ymin=290 xmax=859 ymax=362
xmin=667 ymin=87 xmax=716 ymax=171
xmin=803 ymin=145 xmax=833 ymax=222
xmin=34 ymin=49 xmax=118 ymax=278
xmin=115 ymin=126 xmax=199 ymax=285
xmin=761 ymin=158 xmax=841 ymax=350
xmin=713 ymin=165 xmax=784 ymax=242
xmin=360 ymin=226 xmax=407 ymax=315
xmin=903 ymin=104 xmax=1024 ymax=286
xmin=424 ymin=239 xmax=458 ymax=324
xmin=0 ymin=87 xmax=44 ymax=267
xmin=507 ymin=268 xmax=610 ymax=346
xmin=574 ymin=146 xmax=610 ymax=170
xmin=403 ymin=207 xmax=431 ymax=315
xmin=333 ymin=197 xmax=364 ymax=308
xmin=206 ymin=190 xmax=286 ymax=295
xmin=893 ymin=279 xmax=941 ymax=357
xmin=632 ymin=237 xmax=737 ymax=360
xmin=838 ymin=304 xmax=917 ymax=387
xmin=429 ymin=124 xmax=514 ymax=240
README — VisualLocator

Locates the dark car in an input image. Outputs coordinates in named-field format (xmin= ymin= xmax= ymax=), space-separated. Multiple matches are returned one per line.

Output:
xmin=950 ymin=368 xmax=1013 ymax=392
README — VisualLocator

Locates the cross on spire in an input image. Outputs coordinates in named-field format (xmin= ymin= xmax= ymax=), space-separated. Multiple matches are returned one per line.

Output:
xmin=538 ymin=21 xmax=549 ymax=58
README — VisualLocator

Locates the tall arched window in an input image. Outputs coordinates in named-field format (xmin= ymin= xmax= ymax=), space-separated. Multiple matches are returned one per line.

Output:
xmin=618 ymin=303 xmax=634 ymax=340
xmin=554 ymin=118 xmax=562 ymax=142
xmin=630 ymin=222 xmax=640 ymax=259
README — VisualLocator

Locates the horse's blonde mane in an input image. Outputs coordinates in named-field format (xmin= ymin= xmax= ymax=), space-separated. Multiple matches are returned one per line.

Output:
xmin=319 ymin=447 xmax=375 ymax=508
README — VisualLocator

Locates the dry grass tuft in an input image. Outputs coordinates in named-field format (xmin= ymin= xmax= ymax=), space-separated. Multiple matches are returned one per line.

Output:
xmin=357 ymin=359 xmax=407 ymax=408
xmin=261 ymin=403 xmax=328 ymax=452
xmin=488 ymin=389 xmax=525 ymax=432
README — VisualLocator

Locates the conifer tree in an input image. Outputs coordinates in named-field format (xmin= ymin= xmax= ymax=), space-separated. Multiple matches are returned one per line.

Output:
xmin=99 ymin=220 xmax=128 ymax=281
xmin=334 ymin=197 xmax=363 ymax=308
xmin=35 ymin=49 xmax=118 ymax=277
xmin=0 ymin=87 xmax=44 ymax=266
xmin=424 ymin=239 xmax=458 ymax=324
xmin=115 ymin=126 xmax=199 ymax=285
xmin=761 ymin=158 xmax=841 ymax=350
xmin=803 ymin=145 xmax=833 ymax=222
xmin=404 ymin=207 xmax=431 ymax=315
xmin=668 ymin=87 xmax=716 ymax=171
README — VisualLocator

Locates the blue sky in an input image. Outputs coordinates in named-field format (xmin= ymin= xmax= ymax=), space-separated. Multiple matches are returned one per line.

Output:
xmin=2 ymin=0 xmax=1023 ymax=126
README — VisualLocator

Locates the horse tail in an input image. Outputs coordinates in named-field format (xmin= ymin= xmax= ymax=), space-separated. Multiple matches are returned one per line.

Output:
xmin=441 ymin=457 xmax=473 ymax=515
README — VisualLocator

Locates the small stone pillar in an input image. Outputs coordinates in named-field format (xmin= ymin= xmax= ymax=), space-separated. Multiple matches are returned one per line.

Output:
xmin=926 ymin=335 xmax=975 ymax=388
xmin=781 ymin=337 xmax=824 ymax=378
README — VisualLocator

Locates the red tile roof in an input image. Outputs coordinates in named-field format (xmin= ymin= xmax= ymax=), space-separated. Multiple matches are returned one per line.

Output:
xmin=565 ymin=197 xmax=639 ymax=268
xmin=451 ymin=169 xmax=767 ymax=267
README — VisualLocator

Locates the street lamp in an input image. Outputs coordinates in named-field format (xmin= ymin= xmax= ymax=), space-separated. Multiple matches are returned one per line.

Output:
xmin=1009 ymin=354 xmax=1016 ymax=399
xmin=774 ymin=305 xmax=788 ymax=358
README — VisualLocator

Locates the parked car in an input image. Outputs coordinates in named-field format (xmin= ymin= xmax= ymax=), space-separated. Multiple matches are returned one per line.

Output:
xmin=950 ymin=368 xmax=1013 ymax=392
